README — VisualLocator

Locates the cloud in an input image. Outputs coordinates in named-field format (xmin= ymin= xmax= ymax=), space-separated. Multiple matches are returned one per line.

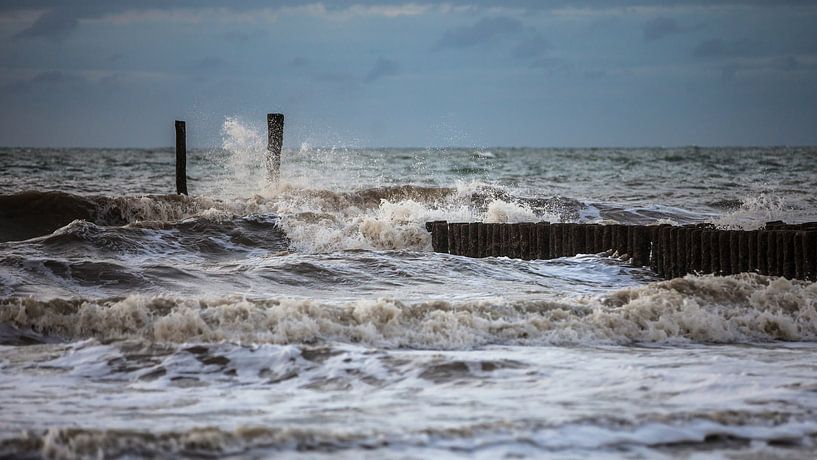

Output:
xmin=772 ymin=55 xmax=800 ymax=72
xmin=435 ymin=16 xmax=524 ymax=49
xmin=643 ymin=17 xmax=681 ymax=41
xmin=14 ymin=9 xmax=80 ymax=40
xmin=721 ymin=63 xmax=739 ymax=82
xmin=189 ymin=56 xmax=228 ymax=72
xmin=512 ymin=34 xmax=551 ymax=59
xmin=289 ymin=57 xmax=310 ymax=68
xmin=1 ymin=70 xmax=88 ymax=94
xmin=365 ymin=57 xmax=400 ymax=83
xmin=693 ymin=37 xmax=759 ymax=58
xmin=583 ymin=69 xmax=607 ymax=79
xmin=529 ymin=57 xmax=570 ymax=76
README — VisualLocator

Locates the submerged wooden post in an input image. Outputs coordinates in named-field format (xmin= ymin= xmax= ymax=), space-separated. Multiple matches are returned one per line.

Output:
xmin=469 ymin=223 xmax=480 ymax=258
xmin=700 ymin=229 xmax=712 ymax=274
xmin=488 ymin=224 xmax=500 ymax=257
xmin=477 ymin=223 xmax=487 ymax=258
xmin=782 ymin=231 xmax=796 ymax=279
xmin=804 ymin=231 xmax=817 ymax=281
xmin=537 ymin=222 xmax=550 ymax=259
xmin=174 ymin=120 xmax=188 ymax=195
xmin=757 ymin=230 xmax=769 ymax=275
xmin=431 ymin=221 xmax=449 ymax=253
xmin=266 ymin=113 xmax=284 ymax=184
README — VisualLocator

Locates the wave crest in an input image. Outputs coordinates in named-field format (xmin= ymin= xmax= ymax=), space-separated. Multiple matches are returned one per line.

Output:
xmin=2 ymin=274 xmax=815 ymax=348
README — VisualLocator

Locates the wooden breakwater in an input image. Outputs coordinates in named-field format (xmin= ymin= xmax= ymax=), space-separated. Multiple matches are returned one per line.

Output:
xmin=424 ymin=221 xmax=817 ymax=281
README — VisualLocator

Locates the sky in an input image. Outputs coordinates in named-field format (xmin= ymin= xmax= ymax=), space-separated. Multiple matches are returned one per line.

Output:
xmin=1 ymin=0 xmax=816 ymax=148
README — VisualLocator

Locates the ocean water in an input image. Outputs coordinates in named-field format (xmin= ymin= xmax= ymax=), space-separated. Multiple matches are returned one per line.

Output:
xmin=1 ymin=122 xmax=817 ymax=459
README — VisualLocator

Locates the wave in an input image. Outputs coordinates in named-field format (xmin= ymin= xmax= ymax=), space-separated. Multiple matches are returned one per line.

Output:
xmin=0 ymin=186 xmax=587 ymax=252
xmin=2 ymin=414 xmax=815 ymax=459
xmin=2 ymin=274 xmax=815 ymax=348
xmin=0 ymin=191 xmax=228 ymax=243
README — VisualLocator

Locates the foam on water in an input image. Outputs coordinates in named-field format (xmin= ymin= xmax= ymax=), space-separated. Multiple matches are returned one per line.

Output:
xmin=3 ymin=274 xmax=815 ymax=348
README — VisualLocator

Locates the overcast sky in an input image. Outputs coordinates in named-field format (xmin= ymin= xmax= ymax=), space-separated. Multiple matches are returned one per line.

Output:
xmin=1 ymin=1 xmax=816 ymax=148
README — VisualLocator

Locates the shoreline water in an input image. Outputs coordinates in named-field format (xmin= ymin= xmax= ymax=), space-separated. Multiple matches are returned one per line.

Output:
xmin=2 ymin=141 xmax=817 ymax=458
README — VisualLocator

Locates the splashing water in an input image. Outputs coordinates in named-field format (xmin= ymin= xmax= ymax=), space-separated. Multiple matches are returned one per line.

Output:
xmin=218 ymin=117 xmax=269 ymax=198
xmin=713 ymin=191 xmax=792 ymax=230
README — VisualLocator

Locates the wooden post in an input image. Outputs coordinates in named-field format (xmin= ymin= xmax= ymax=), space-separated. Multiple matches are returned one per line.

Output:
xmin=174 ymin=120 xmax=188 ymax=195
xmin=719 ymin=231 xmax=731 ymax=275
xmin=689 ymin=229 xmax=701 ymax=273
xmin=561 ymin=224 xmax=571 ymax=256
xmin=729 ymin=231 xmax=740 ymax=275
xmin=431 ymin=221 xmax=448 ymax=253
xmin=489 ymin=224 xmax=500 ymax=257
xmin=650 ymin=226 xmax=662 ymax=273
xmin=460 ymin=224 xmax=470 ymax=257
xmin=666 ymin=226 xmax=677 ymax=277
xmin=708 ymin=231 xmax=719 ymax=275
xmin=537 ymin=222 xmax=550 ymax=259
xmin=746 ymin=230 xmax=758 ymax=273
xmin=674 ymin=227 xmax=684 ymax=277
xmin=794 ymin=231 xmax=805 ymax=279
xmin=599 ymin=225 xmax=613 ymax=252
xmin=447 ymin=223 xmax=460 ymax=255
xmin=572 ymin=224 xmax=586 ymax=255
xmin=738 ymin=231 xmax=750 ymax=273
xmin=477 ymin=223 xmax=487 ymax=258
xmin=584 ymin=225 xmax=594 ymax=254
xmin=266 ymin=113 xmax=284 ymax=184
xmin=700 ymin=229 xmax=712 ymax=274
xmin=661 ymin=226 xmax=672 ymax=278
xmin=552 ymin=224 xmax=563 ymax=257
xmin=560 ymin=224 xmax=571 ymax=256
xmin=500 ymin=224 xmax=510 ymax=257
xmin=530 ymin=223 xmax=539 ymax=259
xmin=468 ymin=223 xmax=479 ymax=258
xmin=519 ymin=223 xmax=531 ymax=260
xmin=512 ymin=224 xmax=524 ymax=259
xmin=594 ymin=225 xmax=605 ymax=254
xmin=757 ymin=231 xmax=769 ymax=275
xmin=804 ymin=231 xmax=817 ymax=281
xmin=767 ymin=230 xmax=778 ymax=276
xmin=782 ymin=231 xmax=795 ymax=279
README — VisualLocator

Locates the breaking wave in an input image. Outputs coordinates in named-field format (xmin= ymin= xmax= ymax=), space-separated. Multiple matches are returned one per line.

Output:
xmin=2 ymin=274 xmax=815 ymax=348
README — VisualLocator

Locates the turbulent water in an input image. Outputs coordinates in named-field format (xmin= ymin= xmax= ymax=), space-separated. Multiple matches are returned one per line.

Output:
xmin=1 ymin=123 xmax=817 ymax=459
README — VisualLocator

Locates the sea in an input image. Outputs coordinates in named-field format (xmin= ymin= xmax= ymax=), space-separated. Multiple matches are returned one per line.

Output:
xmin=1 ymin=119 xmax=817 ymax=459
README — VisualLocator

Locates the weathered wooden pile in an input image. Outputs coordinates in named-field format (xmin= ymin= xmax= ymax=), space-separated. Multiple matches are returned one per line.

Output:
xmin=424 ymin=221 xmax=817 ymax=281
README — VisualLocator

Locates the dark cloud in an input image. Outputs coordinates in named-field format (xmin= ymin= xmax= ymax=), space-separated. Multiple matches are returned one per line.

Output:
xmin=512 ymin=34 xmax=551 ymax=59
xmin=365 ymin=57 xmax=399 ymax=83
xmin=190 ymin=57 xmax=228 ymax=71
xmin=721 ymin=63 xmax=739 ymax=82
xmin=435 ymin=17 xmax=523 ymax=50
xmin=583 ymin=69 xmax=607 ymax=79
xmin=14 ymin=9 xmax=80 ymax=40
xmin=289 ymin=57 xmax=310 ymax=68
xmin=693 ymin=38 xmax=759 ymax=58
xmin=5 ymin=71 xmax=80 ymax=90
xmin=643 ymin=17 xmax=681 ymax=41
xmin=529 ymin=57 xmax=570 ymax=76
xmin=773 ymin=55 xmax=800 ymax=71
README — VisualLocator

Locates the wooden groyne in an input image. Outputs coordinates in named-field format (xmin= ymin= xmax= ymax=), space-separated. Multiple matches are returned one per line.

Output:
xmin=424 ymin=221 xmax=817 ymax=281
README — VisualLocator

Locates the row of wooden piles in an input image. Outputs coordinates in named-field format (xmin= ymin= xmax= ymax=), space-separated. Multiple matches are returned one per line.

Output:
xmin=424 ymin=221 xmax=817 ymax=281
